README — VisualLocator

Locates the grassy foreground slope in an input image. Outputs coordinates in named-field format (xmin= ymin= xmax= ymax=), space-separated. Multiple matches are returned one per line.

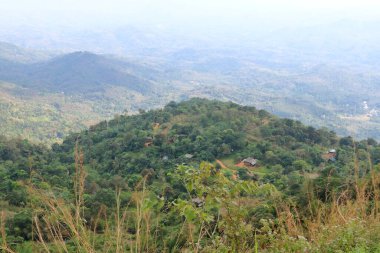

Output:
xmin=1 ymin=99 xmax=380 ymax=252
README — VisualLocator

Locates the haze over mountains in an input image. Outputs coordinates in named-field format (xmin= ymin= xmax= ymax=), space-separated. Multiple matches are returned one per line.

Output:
xmin=1 ymin=0 xmax=380 ymax=143
xmin=0 ymin=20 xmax=380 ymax=143
xmin=0 ymin=51 xmax=155 ymax=93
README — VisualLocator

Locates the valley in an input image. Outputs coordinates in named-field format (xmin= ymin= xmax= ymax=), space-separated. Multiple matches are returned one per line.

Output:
xmin=0 ymin=41 xmax=379 ymax=143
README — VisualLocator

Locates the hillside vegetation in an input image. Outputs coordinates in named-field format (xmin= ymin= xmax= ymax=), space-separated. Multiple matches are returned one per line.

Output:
xmin=1 ymin=99 xmax=380 ymax=252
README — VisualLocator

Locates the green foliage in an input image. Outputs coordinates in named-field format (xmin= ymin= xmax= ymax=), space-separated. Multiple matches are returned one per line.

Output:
xmin=170 ymin=162 xmax=276 ymax=252
xmin=0 ymin=99 xmax=379 ymax=252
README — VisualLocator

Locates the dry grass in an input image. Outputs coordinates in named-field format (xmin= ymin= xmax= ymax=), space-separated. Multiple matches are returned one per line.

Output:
xmin=2 ymin=143 xmax=380 ymax=252
xmin=271 ymin=143 xmax=380 ymax=251
xmin=1 ymin=211 xmax=16 ymax=253
xmin=13 ymin=144 xmax=160 ymax=253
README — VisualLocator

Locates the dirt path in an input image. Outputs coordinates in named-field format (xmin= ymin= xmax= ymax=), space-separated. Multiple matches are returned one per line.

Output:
xmin=216 ymin=159 xmax=228 ymax=169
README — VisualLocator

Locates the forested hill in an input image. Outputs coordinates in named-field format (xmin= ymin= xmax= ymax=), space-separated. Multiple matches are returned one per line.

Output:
xmin=57 ymin=98 xmax=339 ymax=175
xmin=3 ymin=98 xmax=379 ymax=205
xmin=1 ymin=98 xmax=380 ymax=252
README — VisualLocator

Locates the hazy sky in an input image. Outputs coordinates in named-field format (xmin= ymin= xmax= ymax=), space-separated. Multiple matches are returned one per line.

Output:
xmin=2 ymin=0 xmax=380 ymax=26
xmin=1 ymin=0 xmax=380 ymax=38
xmin=2 ymin=0 xmax=380 ymax=11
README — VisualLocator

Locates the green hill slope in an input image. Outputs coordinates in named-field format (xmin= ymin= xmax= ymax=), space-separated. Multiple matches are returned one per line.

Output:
xmin=58 ymin=98 xmax=336 ymax=175
xmin=1 ymin=99 xmax=380 ymax=252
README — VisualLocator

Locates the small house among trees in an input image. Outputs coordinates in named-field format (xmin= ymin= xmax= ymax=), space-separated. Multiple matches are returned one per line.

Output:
xmin=322 ymin=149 xmax=337 ymax=162
xmin=242 ymin=157 xmax=257 ymax=167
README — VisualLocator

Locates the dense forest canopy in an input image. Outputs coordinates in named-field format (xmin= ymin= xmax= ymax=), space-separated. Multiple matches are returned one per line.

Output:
xmin=1 ymin=98 xmax=380 ymax=252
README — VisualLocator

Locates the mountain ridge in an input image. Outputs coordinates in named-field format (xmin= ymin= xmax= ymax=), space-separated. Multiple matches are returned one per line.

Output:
xmin=0 ymin=41 xmax=379 ymax=142
xmin=0 ymin=50 xmax=154 ymax=93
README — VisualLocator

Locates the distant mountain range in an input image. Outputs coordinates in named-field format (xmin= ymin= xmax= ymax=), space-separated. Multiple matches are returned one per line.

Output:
xmin=2 ymin=21 xmax=380 ymax=69
xmin=0 ymin=51 xmax=157 ymax=93
xmin=0 ymin=40 xmax=379 ymax=143
xmin=0 ymin=41 xmax=53 ymax=63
